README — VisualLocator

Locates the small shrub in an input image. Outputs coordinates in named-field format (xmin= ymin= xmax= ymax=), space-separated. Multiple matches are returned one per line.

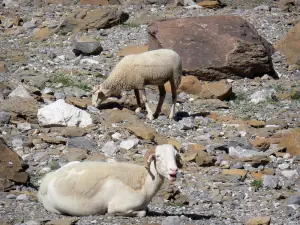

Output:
xmin=291 ymin=90 xmax=300 ymax=100
xmin=251 ymin=180 xmax=262 ymax=191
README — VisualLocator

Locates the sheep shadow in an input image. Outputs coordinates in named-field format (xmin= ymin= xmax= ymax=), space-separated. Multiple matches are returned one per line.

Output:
xmin=174 ymin=111 xmax=211 ymax=122
xmin=147 ymin=210 xmax=214 ymax=221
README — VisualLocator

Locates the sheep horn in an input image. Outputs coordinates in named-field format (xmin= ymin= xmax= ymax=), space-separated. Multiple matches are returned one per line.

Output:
xmin=144 ymin=146 xmax=156 ymax=169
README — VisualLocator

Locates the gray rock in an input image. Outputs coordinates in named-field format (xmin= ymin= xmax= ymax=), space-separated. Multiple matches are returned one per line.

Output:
xmin=8 ymin=85 xmax=32 ymax=99
xmin=102 ymin=141 xmax=119 ymax=157
xmin=12 ymin=138 xmax=23 ymax=150
xmin=178 ymin=117 xmax=194 ymax=130
xmin=17 ymin=123 xmax=32 ymax=131
xmin=63 ymin=87 xmax=86 ymax=98
xmin=162 ymin=216 xmax=182 ymax=225
xmin=228 ymin=137 xmax=254 ymax=150
xmin=231 ymin=162 xmax=244 ymax=169
xmin=0 ymin=111 xmax=11 ymax=124
xmin=55 ymin=17 xmax=77 ymax=35
xmin=253 ymin=5 xmax=270 ymax=11
xmin=72 ymin=41 xmax=103 ymax=56
xmin=54 ymin=91 xmax=66 ymax=100
xmin=229 ymin=146 xmax=263 ymax=158
xmin=250 ymin=89 xmax=276 ymax=104
xmin=23 ymin=20 xmax=36 ymax=29
xmin=16 ymin=194 xmax=29 ymax=201
xmin=42 ymin=87 xmax=54 ymax=95
xmin=68 ymin=137 xmax=97 ymax=151
xmin=287 ymin=195 xmax=300 ymax=205
xmin=33 ymin=152 xmax=47 ymax=162
xmin=263 ymin=175 xmax=279 ymax=189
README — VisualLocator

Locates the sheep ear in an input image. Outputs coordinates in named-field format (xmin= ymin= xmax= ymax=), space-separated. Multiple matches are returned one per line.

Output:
xmin=145 ymin=153 xmax=155 ymax=169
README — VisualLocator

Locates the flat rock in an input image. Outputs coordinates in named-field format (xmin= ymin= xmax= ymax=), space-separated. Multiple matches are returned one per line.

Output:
xmin=148 ymin=15 xmax=276 ymax=80
xmin=65 ymin=148 xmax=88 ymax=162
xmin=50 ymin=127 xmax=88 ymax=137
xmin=278 ymin=128 xmax=300 ymax=156
xmin=8 ymin=85 xmax=32 ymax=99
xmin=67 ymin=137 xmax=97 ymax=151
xmin=37 ymin=99 xmax=92 ymax=128
xmin=127 ymin=124 xmax=156 ymax=141
xmin=102 ymin=141 xmax=119 ymax=157
xmin=65 ymin=96 xmax=92 ymax=109
xmin=263 ymin=175 xmax=279 ymax=189
xmin=246 ymin=216 xmax=271 ymax=225
xmin=45 ymin=218 xmax=78 ymax=225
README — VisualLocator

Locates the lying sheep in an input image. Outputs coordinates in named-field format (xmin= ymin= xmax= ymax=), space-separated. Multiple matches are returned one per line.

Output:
xmin=38 ymin=144 xmax=179 ymax=217
xmin=92 ymin=49 xmax=182 ymax=120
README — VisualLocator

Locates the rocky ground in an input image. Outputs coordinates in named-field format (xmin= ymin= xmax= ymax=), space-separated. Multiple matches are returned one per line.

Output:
xmin=1 ymin=0 xmax=300 ymax=225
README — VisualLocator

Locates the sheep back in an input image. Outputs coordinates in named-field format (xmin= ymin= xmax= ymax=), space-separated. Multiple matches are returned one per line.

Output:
xmin=43 ymin=162 xmax=149 ymax=199
xmin=103 ymin=49 xmax=182 ymax=91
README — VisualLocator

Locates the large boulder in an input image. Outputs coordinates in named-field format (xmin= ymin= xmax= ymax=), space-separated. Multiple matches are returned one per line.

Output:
xmin=274 ymin=22 xmax=300 ymax=65
xmin=0 ymin=138 xmax=29 ymax=191
xmin=148 ymin=15 xmax=276 ymax=81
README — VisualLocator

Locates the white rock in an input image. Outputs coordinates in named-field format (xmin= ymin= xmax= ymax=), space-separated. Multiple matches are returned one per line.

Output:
xmin=120 ymin=139 xmax=139 ymax=150
xmin=8 ymin=85 xmax=32 ymax=99
xmin=112 ymin=132 xmax=122 ymax=141
xmin=16 ymin=194 xmax=29 ymax=201
xmin=239 ymin=131 xmax=247 ymax=137
xmin=278 ymin=163 xmax=290 ymax=170
xmin=37 ymin=99 xmax=92 ymax=128
xmin=102 ymin=141 xmax=119 ymax=157
xmin=80 ymin=58 xmax=99 ymax=65
xmin=250 ymin=89 xmax=276 ymax=104
xmin=281 ymin=170 xmax=299 ymax=179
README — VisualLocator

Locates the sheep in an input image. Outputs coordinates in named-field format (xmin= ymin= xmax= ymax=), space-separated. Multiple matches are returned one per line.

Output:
xmin=37 ymin=144 xmax=179 ymax=217
xmin=91 ymin=49 xmax=182 ymax=120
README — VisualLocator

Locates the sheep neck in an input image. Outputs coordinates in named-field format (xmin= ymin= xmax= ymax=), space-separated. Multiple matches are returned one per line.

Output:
xmin=143 ymin=160 xmax=164 ymax=203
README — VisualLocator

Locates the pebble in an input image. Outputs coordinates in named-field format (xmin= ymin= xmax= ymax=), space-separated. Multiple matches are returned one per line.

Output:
xmin=16 ymin=194 xmax=29 ymax=201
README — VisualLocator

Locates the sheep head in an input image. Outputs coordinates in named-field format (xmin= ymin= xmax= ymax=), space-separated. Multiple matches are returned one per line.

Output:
xmin=92 ymin=84 xmax=111 ymax=107
xmin=144 ymin=144 xmax=179 ymax=182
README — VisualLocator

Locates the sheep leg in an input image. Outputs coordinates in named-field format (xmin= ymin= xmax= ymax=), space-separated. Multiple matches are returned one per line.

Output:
xmin=153 ymin=85 xmax=166 ymax=119
xmin=169 ymin=78 xmax=177 ymax=120
xmin=140 ymin=89 xmax=154 ymax=120
xmin=134 ymin=89 xmax=142 ymax=114
xmin=107 ymin=210 xmax=146 ymax=217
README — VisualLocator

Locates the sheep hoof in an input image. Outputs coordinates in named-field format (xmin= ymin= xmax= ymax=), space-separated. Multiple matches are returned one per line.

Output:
xmin=137 ymin=210 xmax=147 ymax=217
xmin=135 ymin=107 xmax=142 ymax=114
xmin=147 ymin=114 xmax=154 ymax=121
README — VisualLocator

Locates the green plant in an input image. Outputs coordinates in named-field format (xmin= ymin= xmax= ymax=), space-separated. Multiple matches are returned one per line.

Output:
xmin=251 ymin=180 xmax=262 ymax=191
xmin=274 ymin=84 xmax=284 ymax=93
xmin=53 ymin=72 xmax=91 ymax=91
xmin=50 ymin=161 xmax=60 ymax=171
xmin=167 ymin=202 xmax=187 ymax=207
xmin=291 ymin=90 xmax=300 ymax=100
xmin=122 ymin=21 xmax=141 ymax=28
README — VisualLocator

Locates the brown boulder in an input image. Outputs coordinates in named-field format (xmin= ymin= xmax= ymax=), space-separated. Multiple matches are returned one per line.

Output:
xmin=79 ymin=8 xmax=129 ymax=30
xmin=148 ymin=15 xmax=276 ymax=81
xmin=0 ymin=138 xmax=29 ymax=191
xmin=33 ymin=28 xmax=53 ymax=41
xmin=279 ymin=128 xmax=300 ymax=156
xmin=246 ymin=216 xmax=270 ymax=225
xmin=0 ymin=97 xmax=39 ymax=122
xmin=274 ymin=22 xmax=300 ymax=65
xmin=199 ymin=79 xmax=233 ymax=100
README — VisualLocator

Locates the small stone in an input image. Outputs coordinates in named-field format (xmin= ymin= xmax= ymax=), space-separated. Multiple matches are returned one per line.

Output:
xmin=102 ymin=141 xmax=119 ymax=157
xmin=17 ymin=123 xmax=32 ymax=131
xmin=247 ymin=120 xmax=266 ymax=128
xmin=127 ymin=124 xmax=156 ymax=141
xmin=45 ymin=218 xmax=79 ymax=225
xmin=263 ymin=175 xmax=279 ymax=189
xmin=111 ymin=132 xmax=122 ymax=141
xmin=231 ymin=162 xmax=244 ymax=169
xmin=222 ymin=169 xmax=247 ymax=178
xmin=278 ymin=163 xmax=290 ymax=170
xmin=6 ymin=194 xmax=16 ymax=199
xmin=33 ymin=28 xmax=53 ymax=41
xmin=16 ymin=194 xmax=29 ymax=201
xmin=246 ymin=216 xmax=271 ymax=225
xmin=119 ymin=139 xmax=139 ymax=150
xmin=229 ymin=146 xmax=264 ymax=158
xmin=68 ymin=137 xmax=97 ymax=151
xmin=162 ymin=216 xmax=182 ymax=225
xmin=178 ymin=117 xmax=194 ymax=130
xmin=24 ymin=220 xmax=41 ymax=225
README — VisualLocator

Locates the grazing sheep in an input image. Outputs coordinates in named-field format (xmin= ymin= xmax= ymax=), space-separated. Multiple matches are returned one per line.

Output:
xmin=38 ymin=144 xmax=179 ymax=217
xmin=92 ymin=49 xmax=182 ymax=120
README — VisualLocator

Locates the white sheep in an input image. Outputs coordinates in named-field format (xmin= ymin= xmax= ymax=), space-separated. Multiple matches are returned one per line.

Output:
xmin=91 ymin=49 xmax=182 ymax=120
xmin=37 ymin=144 xmax=179 ymax=217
